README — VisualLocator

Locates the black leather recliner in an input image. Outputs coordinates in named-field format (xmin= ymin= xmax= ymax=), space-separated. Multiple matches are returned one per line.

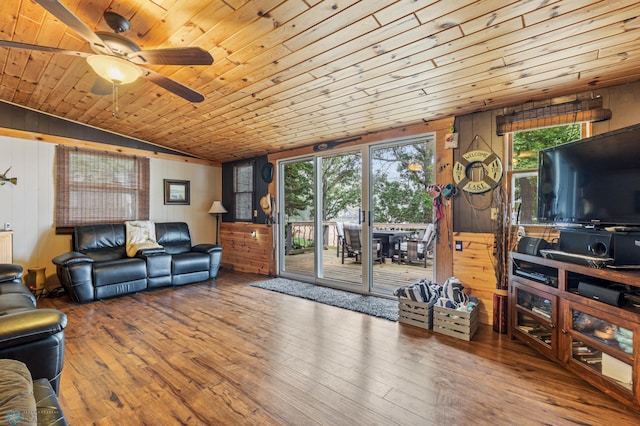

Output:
xmin=0 ymin=264 xmax=67 ymax=395
xmin=53 ymin=222 xmax=222 ymax=303
xmin=155 ymin=222 xmax=221 ymax=285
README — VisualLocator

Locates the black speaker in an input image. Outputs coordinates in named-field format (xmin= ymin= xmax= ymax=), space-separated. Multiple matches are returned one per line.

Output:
xmin=517 ymin=237 xmax=550 ymax=256
xmin=577 ymin=281 xmax=626 ymax=307
xmin=559 ymin=229 xmax=613 ymax=258
xmin=612 ymin=232 xmax=640 ymax=266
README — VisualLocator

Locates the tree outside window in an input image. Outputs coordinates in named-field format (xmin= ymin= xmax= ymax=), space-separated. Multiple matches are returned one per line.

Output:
xmin=510 ymin=124 xmax=582 ymax=225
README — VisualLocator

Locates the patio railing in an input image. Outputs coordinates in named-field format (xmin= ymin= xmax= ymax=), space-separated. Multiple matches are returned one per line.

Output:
xmin=285 ymin=221 xmax=430 ymax=255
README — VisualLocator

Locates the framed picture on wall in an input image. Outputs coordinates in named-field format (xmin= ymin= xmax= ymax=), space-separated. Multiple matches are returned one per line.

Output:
xmin=164 ymin=179 xmax=190 ymax=205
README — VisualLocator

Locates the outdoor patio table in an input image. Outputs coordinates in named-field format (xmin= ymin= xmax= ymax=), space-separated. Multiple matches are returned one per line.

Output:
xmin=372 ymin=230 xmax=411 ymax=258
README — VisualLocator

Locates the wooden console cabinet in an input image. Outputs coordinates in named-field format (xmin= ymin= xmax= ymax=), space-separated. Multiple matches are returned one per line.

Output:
xmin=509 ymin=252 xmax=640 ymax=409
xmin=0 ymin=231 xmax=12 ymax=263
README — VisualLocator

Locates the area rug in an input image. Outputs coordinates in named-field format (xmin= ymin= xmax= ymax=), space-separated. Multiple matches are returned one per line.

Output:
xmin=250 ymin=278 xmax=399 ymax=321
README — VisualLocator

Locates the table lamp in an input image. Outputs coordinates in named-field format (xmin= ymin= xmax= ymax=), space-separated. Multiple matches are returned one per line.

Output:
xmin=209 ymin=201 xmax=227 ymax=245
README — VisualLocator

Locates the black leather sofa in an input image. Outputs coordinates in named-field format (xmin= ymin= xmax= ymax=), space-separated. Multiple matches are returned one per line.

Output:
xmin=0 ymin=264 xmax=67 ymax=397
xmin=53 ymin=222 xmax=222 ymax=303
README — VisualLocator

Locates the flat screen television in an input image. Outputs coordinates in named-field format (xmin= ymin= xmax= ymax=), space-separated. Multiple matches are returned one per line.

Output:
xmin=538 ymin=123 xmax=640 ymax=227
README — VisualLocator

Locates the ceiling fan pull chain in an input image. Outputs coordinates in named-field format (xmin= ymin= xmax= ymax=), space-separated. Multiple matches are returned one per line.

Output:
xmin=112 ymin=82 xmax=120 ymax=118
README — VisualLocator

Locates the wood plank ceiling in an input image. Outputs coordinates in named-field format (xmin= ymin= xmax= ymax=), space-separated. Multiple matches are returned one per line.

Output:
xmin=1 ymin=0 xmax=640 ymax=163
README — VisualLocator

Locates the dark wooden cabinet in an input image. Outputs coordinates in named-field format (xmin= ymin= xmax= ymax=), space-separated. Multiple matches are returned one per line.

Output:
xmin=509 ymin=252 xmax=640 ymax=409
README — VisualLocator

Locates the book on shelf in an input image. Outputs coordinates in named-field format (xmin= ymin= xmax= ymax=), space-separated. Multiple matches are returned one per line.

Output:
xmin=532 ymin=306 xmax=551 ymax=319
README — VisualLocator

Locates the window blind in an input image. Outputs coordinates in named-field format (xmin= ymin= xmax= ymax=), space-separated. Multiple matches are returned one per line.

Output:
xmin=233 ymin=162 xmax=254 ymax=221
xmin=56 ymin=146 xmax=150 ymax=231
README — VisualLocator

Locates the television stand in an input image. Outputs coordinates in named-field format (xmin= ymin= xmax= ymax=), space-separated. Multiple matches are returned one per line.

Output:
xmin=509 ymin=252 xmax=640 ymax=410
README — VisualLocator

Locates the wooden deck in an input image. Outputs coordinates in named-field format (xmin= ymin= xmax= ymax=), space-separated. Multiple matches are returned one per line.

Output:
xmin=282 ymin=246 xmax=434 ymax=295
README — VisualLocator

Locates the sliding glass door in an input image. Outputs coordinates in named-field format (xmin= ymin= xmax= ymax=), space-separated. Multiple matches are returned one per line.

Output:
xmin=279 ymin=158 xmax=315 ymax=278
xmin=278 ymin=153 xmax=365 ymax=288
xmin=277 ymin=134 xmax=434 ymax=295
xmin=369 ymin=137 xmax=436 ymax=295
xmin=319 ymin=152 xmax=363 ymax=287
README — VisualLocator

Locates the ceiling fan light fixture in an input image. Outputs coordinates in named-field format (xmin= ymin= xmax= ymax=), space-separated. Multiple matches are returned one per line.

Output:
xmin=408 ymin=161 xmax=422 ymax=171
xmin=87 ymin=55 xmax=142 ymax=84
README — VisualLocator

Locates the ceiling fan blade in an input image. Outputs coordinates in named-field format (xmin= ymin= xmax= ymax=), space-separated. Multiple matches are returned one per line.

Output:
xmin=0 ymin=39 xmax=90 ymax=57
xmin=34 ymin=0 xmax=113 ymax=55
xmin=129 ymin=47 xmax=213 ymax=66
xmin=143 ymin=69 xmax=205 ymax=103
xmin=90 ymin=78 xmax=113 ymax=96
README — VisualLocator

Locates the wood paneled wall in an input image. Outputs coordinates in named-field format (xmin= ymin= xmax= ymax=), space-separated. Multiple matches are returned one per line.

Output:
xmin=451 ymin=232 xmax=496 ymax=326
xmin=433 ymin=120 xmax=455 ymax=284
xmin=453 ymin=110 xmax=504 ymax=234
xmin=219 ymin=223 xmax=273 ymax=276
xmin=450 ymin=81 xmax=640 ymax=327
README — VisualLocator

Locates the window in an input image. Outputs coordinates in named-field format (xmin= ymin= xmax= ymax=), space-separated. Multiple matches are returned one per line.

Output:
xmin=509 ymin=123 xmax=586 ymax=225
xmin=233 ymin=162 xmax=254 ymax=221
xmin=56 ymin=146 xmax=149 ymax=231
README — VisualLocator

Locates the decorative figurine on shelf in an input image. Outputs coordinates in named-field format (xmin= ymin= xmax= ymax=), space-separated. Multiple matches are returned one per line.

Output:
xmin=573 ymin=312 xmax=596 ymax=332
xmin=594 ymin=323 xmax=617 ymax=340
xmin=0 ymin=166 xmax=17 ymax=186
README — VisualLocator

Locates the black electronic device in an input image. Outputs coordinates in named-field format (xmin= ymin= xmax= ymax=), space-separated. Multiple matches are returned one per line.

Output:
xmin=513 ymin=269 xmax=558 ymax=287
xmin=512 ymin=260 xmax=558 ymax=287
xmin=537 ymin=123 xmax=640 ymax=227
xmin=559 ymin=229 xmax=613 ymax=258
xmin=517 ymin=237 xmax=550 ymax=256
xmin=555 ymin=228 xmax=640 ymax=267
xmin=577 ymin=281 xmax=626 ymax=307
xmin=611 ymin=232 xmax=640 ymax=266
xmin=540 ymin=249 xmax=614 ymax=269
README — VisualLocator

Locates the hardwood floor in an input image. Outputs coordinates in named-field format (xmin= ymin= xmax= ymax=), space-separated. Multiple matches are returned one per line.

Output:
xmin=39 ymin=272 xmax=640 ymax=425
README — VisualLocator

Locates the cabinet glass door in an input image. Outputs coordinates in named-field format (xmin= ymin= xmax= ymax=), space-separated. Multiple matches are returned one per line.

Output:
xmin=570 ymin=308 xmax=633 ymax=392
xmin=513 ymin=284 xmax=556 ymax=356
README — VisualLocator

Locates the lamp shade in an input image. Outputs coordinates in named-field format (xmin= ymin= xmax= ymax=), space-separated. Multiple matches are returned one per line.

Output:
xmin=209 ymin=201 xmax=228 ymax=214
xmin=86 ymin=55 xmax=143 ymax=85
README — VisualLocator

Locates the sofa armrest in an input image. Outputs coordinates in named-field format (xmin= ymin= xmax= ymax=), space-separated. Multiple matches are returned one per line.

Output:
xmin=52 ymin=251 xmax=94 ymax=266
xmin=0 ymin=264 xmax=24 ymax=283
xmin=192 ymin=244 xmax=223 ymax=279
xmin=192 ymin=244 xmax=222 ymax=254
xmin=33 ymin=378 xmax=69 ymax=425
xmin=0 ymin=309 xmax=67 ymax=349
xmin=53 ymin=252 xmax=95 ymax=303
xmin=0 ymin=310 xmax=67 ymax=395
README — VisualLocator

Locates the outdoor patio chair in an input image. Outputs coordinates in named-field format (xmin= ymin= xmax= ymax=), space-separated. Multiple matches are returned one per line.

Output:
xmin=335 ymin=221 xmax=345 ymax=258
xmin=342 ymin=223 xmax=383 ymax=264
xmin=396 ymin=223 xmax=436 ymax=267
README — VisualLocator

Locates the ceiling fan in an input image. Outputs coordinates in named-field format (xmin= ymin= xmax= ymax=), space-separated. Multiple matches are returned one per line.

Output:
xmin=0 ymin=0 xmax=213 ymax=104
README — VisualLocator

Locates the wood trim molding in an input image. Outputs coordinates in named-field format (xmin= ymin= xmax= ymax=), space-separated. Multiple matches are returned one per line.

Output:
xmin=268 ymin=117 xmax=455 ymax=162
xmin=0 ymin=127 xmax=220 ymax=166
